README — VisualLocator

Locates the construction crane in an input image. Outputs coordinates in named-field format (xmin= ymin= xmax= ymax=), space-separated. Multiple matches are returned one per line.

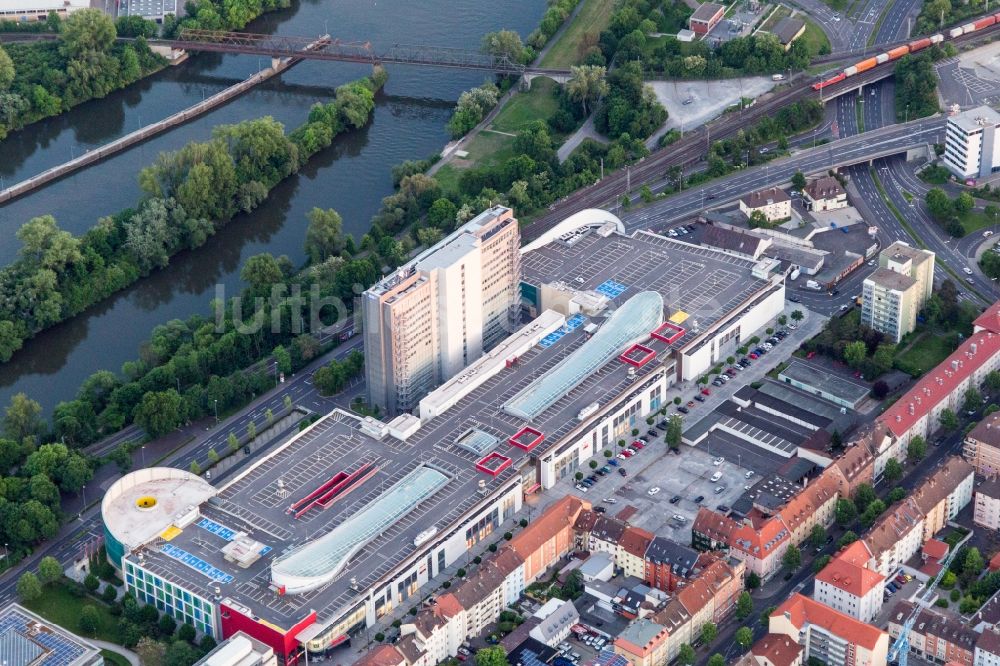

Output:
xmin=887 ymin=542 xmax=962 ymax=666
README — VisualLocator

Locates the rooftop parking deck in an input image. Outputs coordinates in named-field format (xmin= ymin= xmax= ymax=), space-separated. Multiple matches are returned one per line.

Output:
xmin=520 ymin=230 xmax=770 ymax=349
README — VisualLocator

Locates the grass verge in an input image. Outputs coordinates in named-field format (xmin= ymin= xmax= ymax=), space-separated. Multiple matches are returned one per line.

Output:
xmin=894 ymin=331 xmax=961 ymax=376
xmin=800 ymin=16 xmax=832 ymax=57
xmin=540 ymin=0 xmax=615 ymax=68
xmin=101 ymin=650 xmax=132 ymax=666
xmin=24 ymin=581 xmax=123 ymax=644
xmin=491 ymin=78 xmax=561 ymax=134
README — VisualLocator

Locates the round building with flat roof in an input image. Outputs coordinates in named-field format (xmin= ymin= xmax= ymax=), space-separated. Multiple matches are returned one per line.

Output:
xmin=102 ymin=467 xmax=216 ymax=568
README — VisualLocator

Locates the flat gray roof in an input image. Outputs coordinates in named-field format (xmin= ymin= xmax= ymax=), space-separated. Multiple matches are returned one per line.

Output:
xmin=690 ymin=2 xmax=724 ymax=21
xmin=522 ymin=231 xmax=770 ymax=351
xmin=778 ymin=360 xmax=870 ymax=404
xmin=866 ymin=267 xmax=917 ymax=292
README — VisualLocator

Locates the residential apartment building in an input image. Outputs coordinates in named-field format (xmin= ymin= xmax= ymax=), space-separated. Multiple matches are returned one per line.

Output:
xmin=613 ymin=619 xmax=670 ymax=666
xmin=692 ymin=508 xmax=737 ymax=552
xmin=740 ymin=187 xmax=792 ymax=222
xmin=643 ymin=537 xmax=699 ymax=592
xmin=802 ymin=176 xmax=847 ymax=212
xmin=888 ymin=601 xmax=978 ymax=665
xmin=618 ymin=526 xmax=654 ymax=580
xmin=863 ymin=497 xmax=925 ymax=577
xmin=910 ymin=456 xmax=975 ymax=540
xmin=363 ymin=206 xmax=520 ymax=414
xmin=775 ymin=473 xmax=838 ymax=546
xmin=944 ymin=105 xmax=1000 ymax=180
xmin=651 ymin=599 xmax=693 ymax=664
xmin=770 ymin=594 xmax=889 ymax=666
xmin=450 ymin=550 xmax=523 ymax=638
xmin=509 ymin=495 xmax=588 ymax=584
xmin=965 ymin=412 xmax=1000 ymax=476
xmin=861 ymin=243 xmax=935 ymax=343
xmin=748 ymin=634 xmax=805 ymax=666
xmin=974 ymin=477 xmax=1000 ymax=530
xmin=879 ymin=300 xmax=1000 ymax=447
xmin=975 ymin=629 xmax=1000 ymax=666
xmin=819 ymin=431 xmax=878 ymax=497
xmin=728 ymin=516 xmax=791 ymax=581
xmin=814 ymin=541 xmax=885 ymax=623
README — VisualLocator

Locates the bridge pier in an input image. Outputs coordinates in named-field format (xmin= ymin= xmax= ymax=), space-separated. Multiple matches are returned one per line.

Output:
xmin=272 ymin=56 xmax=283 ymax=71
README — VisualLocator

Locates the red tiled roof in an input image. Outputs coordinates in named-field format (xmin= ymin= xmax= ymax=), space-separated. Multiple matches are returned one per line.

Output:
xmin=510 ymin=495 xmax=588 ymax=559
xmin=816 ymin=547 xmax=884 ymax=597
xmin=619 ymin=526 xmax=654 ymax=558
xmin=435 ymin=593 xmax=464 ymax=618
xmin=772 ymin=594 xmax=886 ymax=651
xmin=923 ymin=538 xmax=949 ymax=561
xmin=730 ymin=516 xmax=790 ymax=559
xmin=355 ymin=645 xmax=406 ymax=666
xmin=864 ymin=497 xmax=923 ymax=560
xmin=880 ymin=330 xmax=1000 ymax=438
xmin=777 ymin=473 xmax=838 ymax=535
xmin=752 ymin=633 xmax=804 ymax=666
xmin=692 ymin=507 xmax=738 ymax=543
xmin=974 ymin=300 xmax=1000 ymax=333
xmin=677 ymin=578 xmax=713 ymax=616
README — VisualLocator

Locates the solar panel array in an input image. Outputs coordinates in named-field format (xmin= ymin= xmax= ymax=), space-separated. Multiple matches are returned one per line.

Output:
xmin=538 ymin=313 xmax=587 ymax=348
xmin=161 ymin=544 xmax=234 ymax=584
xmin=0 ymin=609 xmax=91 ymax=666
xmin=196 ymin=517 xmax=237 ymax=541
xmin=595 ymin=279 xmax=628 ymax=298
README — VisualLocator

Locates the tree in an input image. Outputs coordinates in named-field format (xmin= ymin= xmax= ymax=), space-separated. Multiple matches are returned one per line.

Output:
xmin=480 ymin=29 xmax=526 ymax=64
xmin=783 ymin=544 xmax=801 ymax=571
xmin=908 ymin=435 xmax=927 ymax=461
xmin=207 ymin=448 xmax=219 ymax=464
xmin=475 ymin=646 xmax=507 ymax=666
xmin=939 ymin=408 xmax=959 ymax=431
xmin=792 ymin=171 xmax=806 ymax=191
xmin=843 ymin=340 xmax=867 ymax=368
xmin=986 ymin=370 xmax=1000 ymax=392
xmin=247 ymin=421 xmax=256 ymax=440
xmin=84 ymin=573 xmax=99 ymax=591
xmin=964 ymin=547 xmax=985 ymax=581
xmin=748 ymin=210 xmax=770 ymax=229
xmin=700 ymin=622 xmax=717 ymax=644
xmin=566 ymin=65 xmax=609 ymax=115
xmin=38 ymin=556 xmax=61 ymax=585
xmin=228 ymin=432 xmax=239 ymax=453
xmin=736 ymin=591 xmax=753 ymax=619
xmin=888 ymin=487 xmax=907 ymax=503
xmin=884 ymin=458 xmax=903 ymax=483
xmin=177 ymin=623 xmax=196 ymax=644
xmin=60 ymin=9 xmax=116 ymax=58
xmin=809 ymin=524 xmax=826 ymax=550
xmin=854 ymin=483 xmax=877 ymax=512
xmin=813 ymin=554 xmax=832 ymax=573
xmin=78 ymin=606 xmax=100 ymax=635
xmin=926 ymin=188 xmax=954 ymax=220
xmin=708 ymin=655 xmax=726 ymax=666
xmin=164 ymin=640 xmax=199 ymax=666
xmin=791 ymin=310 xmax=804 ymax=322
xmin=3 ymin=393 xmax=43 ymax=443
xmin=965 ymin=387 xmax=983 ymax=413
xmin=735 ymin=626 xmax=753 ymax=649
xmin=133 ymin=390 xmax=184 ymax=438
xmin=158 ymin=613 xmax=177 ymax=637
xmin=240 ymin=253 xmax=283 ymax=296
xmin=677 ymin=644 xmax=696 ymax=665
xmin=872 ymin=379 xmax=890 ymax=399
xmin=0 ymin=45 xmax=13 ymax=92
xmin=838 ymin=530 xmax=859 ymax=548
xmin=16 ymin=573 xmax=41 ymax=602
xmin=273 ymin=345 xmax=291 ymax=375
xmin=304 ymin=208 xmax=345 ymax=264
xmin=861 ymin=499 xmax=887 ymax=527
xmin=835 ymin=498 xmax=857 ymax=526
xmin=665 ymin=415 xmax=683 ymax=449
xmin=136 ymin=638 xmax=165 ymax=666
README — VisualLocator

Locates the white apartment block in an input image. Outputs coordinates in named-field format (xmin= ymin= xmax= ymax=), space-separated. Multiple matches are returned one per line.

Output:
xmin=363 ymin=206 xmax=520 ymax=414
xmin=814 ymin=542 xmax=885 ymax=624
xmin=975 ymin=478 xmax=1000 ymax=531
xmin=740 ymin=187 xmax=792 ymax=222
xmin=944 ymin=106 xmax=1000 ymax=180
xmin=862 ymin=243 xmax=935 ymax=343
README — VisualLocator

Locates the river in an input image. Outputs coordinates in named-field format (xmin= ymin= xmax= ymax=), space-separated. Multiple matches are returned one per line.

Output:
xmin=0 ymin=0 xmax=545 ymax=414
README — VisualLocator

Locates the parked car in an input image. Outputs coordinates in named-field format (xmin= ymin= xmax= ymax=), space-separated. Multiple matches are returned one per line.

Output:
xmin=710 ymin=471 xmax=722 ymax=482
xmin=713 ymin=457 xmax=725 ymax=465
xmin=594 ymin=506 xmax=606 ymax=513
xmin=714 ymin=485 xmax=726 ymax=494
xmin=701 ymin=388 xmax=711 ymax=395
xmin=669 ymin=495 xmax=681 ymax=504
xmin=694 ymin=395 xmax=706 ymax=402
xmin=633 ymin=441 xmax=645 ymax=449
xmin=693 ymin=495 xmax=705 ymax=504
xmin=575 ymin=483 xmax=589 ymax=492
xmin=745 ymin=470 xmax=754 ymax=479
xmin=601 ymin=466 xmax=612 ymax=474
xmin=647 ymin=429 xmax=658 ymax=438
xmin=678 ymin=405 xmax=690 ymax=414
xmin=603 ymin=497 xmax=617 ymax=504
xmin=672 ymin=514 xmax=687 ymax=523
xmin=619 ymin=468 xmax=628 ymax=477
xmin=608 ymin=459 xmax=619 ymax=467
xmin=686 ymin=400 xmax=696 ymax=408
xmin=648 ymin=487 xmax=661 ymax=496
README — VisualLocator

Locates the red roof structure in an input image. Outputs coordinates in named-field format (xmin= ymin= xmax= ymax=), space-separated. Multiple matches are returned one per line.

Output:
xmin=773 ymin=594 xmax=886 ymax=651
xmin=879 ymin=329 xmax=1000 ymax=438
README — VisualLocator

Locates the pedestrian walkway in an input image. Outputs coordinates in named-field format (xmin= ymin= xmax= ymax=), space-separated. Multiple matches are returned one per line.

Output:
xmin=90 ymin=640 xmax=140 ymax=666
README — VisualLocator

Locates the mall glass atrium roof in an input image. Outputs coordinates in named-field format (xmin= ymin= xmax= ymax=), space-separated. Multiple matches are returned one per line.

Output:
xmin=503 ymin=291 xmax=664 ymax=421
xmin=270 ymin=465 xmax=449 ymax=594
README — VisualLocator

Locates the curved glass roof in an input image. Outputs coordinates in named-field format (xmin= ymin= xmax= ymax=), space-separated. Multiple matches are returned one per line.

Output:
xmin=504 ymin=291 xmax=664 ymax=421
xmin=271 ymin=466 xmax=449 ymax=594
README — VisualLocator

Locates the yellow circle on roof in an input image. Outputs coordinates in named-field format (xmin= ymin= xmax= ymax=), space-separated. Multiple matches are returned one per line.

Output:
xmin=136 ymin=496 xmax=157 ymax=510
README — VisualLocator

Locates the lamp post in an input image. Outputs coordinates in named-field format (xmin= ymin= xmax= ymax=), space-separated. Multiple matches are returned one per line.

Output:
xmin=214 ymin=399 xmax=219 ymax=423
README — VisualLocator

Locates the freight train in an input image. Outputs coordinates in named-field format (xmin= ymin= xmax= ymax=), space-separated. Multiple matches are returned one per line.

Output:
xmin=811 ymin=14 xmax=1000 ymax=91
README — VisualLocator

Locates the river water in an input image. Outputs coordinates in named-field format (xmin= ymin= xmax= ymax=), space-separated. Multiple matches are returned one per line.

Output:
xmin=0 ymin=0 xmax=544 ymax=414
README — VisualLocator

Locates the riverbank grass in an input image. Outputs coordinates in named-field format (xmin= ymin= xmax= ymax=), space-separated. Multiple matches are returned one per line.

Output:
xmin=491 ymin=78 xmax=562 ymax=133
xmin=24 ymin=581 xmax=123 ymax=644
xmin=539 ymin=0 xmax=615 ymax=68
